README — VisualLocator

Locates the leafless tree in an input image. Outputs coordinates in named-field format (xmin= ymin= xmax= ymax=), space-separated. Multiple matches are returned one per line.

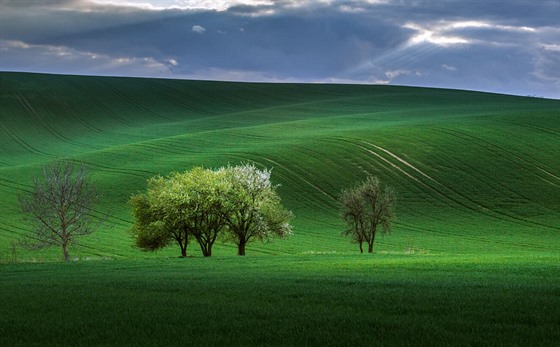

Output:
xmin=19 ymin=161 xmax=103 ymax=261
xmin=340 ymin=176 xmax=396 ymax=253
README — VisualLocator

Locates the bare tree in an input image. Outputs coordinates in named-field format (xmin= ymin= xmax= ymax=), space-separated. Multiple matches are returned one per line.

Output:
xmin=340 ymin=176 xmax=396 ymax=253
xmin=19 ymin=161 xmax=103 ymax=261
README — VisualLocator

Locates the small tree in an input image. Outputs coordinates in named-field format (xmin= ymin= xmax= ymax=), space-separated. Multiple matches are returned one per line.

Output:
xmin=222 ymin=164 xmax=293 ymax=256
xmin=340 ymin=176 xmax=396 ymax=253
xmin=19 ymin=161 xmax=102 ymax=261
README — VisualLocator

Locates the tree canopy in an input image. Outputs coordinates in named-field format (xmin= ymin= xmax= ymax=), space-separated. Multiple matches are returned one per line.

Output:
xmin=130 ymin=173 xmax=190 ymax=257
xmin=222 ymin=164 xmax=293 ymax=255
xmin=130 ymin=164 xmax=292 ymax=257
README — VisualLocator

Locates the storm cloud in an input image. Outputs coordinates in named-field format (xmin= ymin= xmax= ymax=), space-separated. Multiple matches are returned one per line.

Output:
xmin=1 ymin=0 xmax=558 ymax=98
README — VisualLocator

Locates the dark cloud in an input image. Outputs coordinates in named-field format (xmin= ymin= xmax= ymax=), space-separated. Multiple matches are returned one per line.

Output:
xmin=1 ymin=0 xmax=76 ymax=7
xmin=1 ymin=0 xmax=558 ymax=98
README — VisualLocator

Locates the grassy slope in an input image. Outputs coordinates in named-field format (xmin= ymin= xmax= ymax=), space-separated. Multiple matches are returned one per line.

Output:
xmin=1 ymin=73 xmax=559 ymax=346
xmin=1 ymin=72 xmax=559 ymax=260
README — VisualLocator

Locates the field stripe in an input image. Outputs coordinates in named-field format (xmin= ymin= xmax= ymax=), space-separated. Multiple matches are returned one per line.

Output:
xmin=16 ymin=94 xmax=95 ymax=150
xmin=332 ymin=137 xmax=487 ymax=218
xmin=361 ymin=141 xmax=442 ymax=185
xmin=355 ymin=141 xmax=492 ymax=211
xmin=430 ymin=127 xmax=560 ymax=217
xmin=109 ymin=86 xmax=173 ymax=121
xmin=433 ymin=127 xmax=560 ymax=187
xmin=255 ymin=156 xmax=337 ymax=202
xmin=0 ymin=121 xmax=51 ymax=157
xmin=67 ymin=79 xmax=138 ymax=127
xmin=346 ymin=138 xmax=560 ymax=231
xmin=0 ymin=177 xmax=32 ymax=194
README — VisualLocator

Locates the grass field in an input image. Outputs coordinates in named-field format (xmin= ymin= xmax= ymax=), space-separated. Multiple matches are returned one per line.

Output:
xmin=1 ymin=72 xmax=558 ymax=260
xmin=1 ymin=254 xmax=559 ymax=346
xmin=0 ymin=72 xmax=559 ymax=345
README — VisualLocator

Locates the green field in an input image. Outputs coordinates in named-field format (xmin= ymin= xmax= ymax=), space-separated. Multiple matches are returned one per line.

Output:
xmin=1 ymin=72 xmax=559 ymax=345
xmin=1 ymin=254 xmax=559 ymax=346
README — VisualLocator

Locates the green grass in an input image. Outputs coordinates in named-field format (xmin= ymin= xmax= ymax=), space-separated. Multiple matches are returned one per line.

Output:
xmin=1 ymin=72 xmax=558 ymax=260
xmin=1 ymin=72 xmax=559 ymax=345
xmin=1 ymin=254 xmax=559 ymax=346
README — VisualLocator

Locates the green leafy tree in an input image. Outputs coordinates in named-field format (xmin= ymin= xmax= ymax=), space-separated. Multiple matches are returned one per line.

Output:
xmin=222 ymin=164 xmax=293 ymax=256
xmin=130 ymin=167 xmax=228 ymax=257
xmin=340 ymin=176 xmax=396 ymax=253
xmin=19 ymin=161 xmax=103 ymax=261
xmin=130 ymin=175 xmax=190 ymax=257
xmin=177 ymin=167 xmax=229 ymax=257
xmin=130 ymin=164 xmax=293 ymax=257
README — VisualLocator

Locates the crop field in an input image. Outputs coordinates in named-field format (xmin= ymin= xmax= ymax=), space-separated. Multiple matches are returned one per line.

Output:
xmin=1 ymin=254 xmax=559 ymax=346
xmin=1 ymin=72 xmax=559 ymax=345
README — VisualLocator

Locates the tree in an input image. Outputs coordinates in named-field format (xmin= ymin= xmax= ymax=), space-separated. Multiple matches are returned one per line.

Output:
xmin=19 ymin=161 xmax=102 ymax=261
xmin=130 ymin=167 xmax=229 ymax=257
xmin=340 ymin=176 xmax=396 ymax=253
xmin=130 ymin=164 xmax=293 ymax=257
xmin=177 ymin=167 xmax=229 ymax=257
xmin=222 ymin=164 xmax=293 ymax=256
xmin=130 ymin=176 xmax=190 ymax=257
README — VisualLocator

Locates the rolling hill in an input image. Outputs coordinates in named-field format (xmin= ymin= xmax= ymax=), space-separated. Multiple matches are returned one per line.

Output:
xmin=1 ymin=72 xmax=559 ymax=261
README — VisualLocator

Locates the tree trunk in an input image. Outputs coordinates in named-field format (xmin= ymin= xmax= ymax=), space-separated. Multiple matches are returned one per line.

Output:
xmin=359 ymin=241 xmax=363 ymax=254
xmin=368 ymin=230 xmax=376 ymax=253
xmin=198 ymin=241 xmax=212 ymax=257
xmin=238 ymin=240 xmax=246 ymax=256
xmin=62 ymin=243 xmax=70 ymax=262
xmin=182 ymin=229 xmax=189 ymax=257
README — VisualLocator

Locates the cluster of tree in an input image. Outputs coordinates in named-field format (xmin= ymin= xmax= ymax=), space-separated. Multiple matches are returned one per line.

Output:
xmin=129 ymin=164 xmax=293 ymax=257
xmin=18 ymin=160 xmax=396 ymax=261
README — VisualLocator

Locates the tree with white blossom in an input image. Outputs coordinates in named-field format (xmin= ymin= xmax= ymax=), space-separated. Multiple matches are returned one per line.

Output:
xmin=222 ymin=163 xmax=293 ymax=256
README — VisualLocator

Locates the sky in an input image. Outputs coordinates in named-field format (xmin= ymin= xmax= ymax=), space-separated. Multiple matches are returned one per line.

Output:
xmin=1 ymin=0 xmax=559 ymax=98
